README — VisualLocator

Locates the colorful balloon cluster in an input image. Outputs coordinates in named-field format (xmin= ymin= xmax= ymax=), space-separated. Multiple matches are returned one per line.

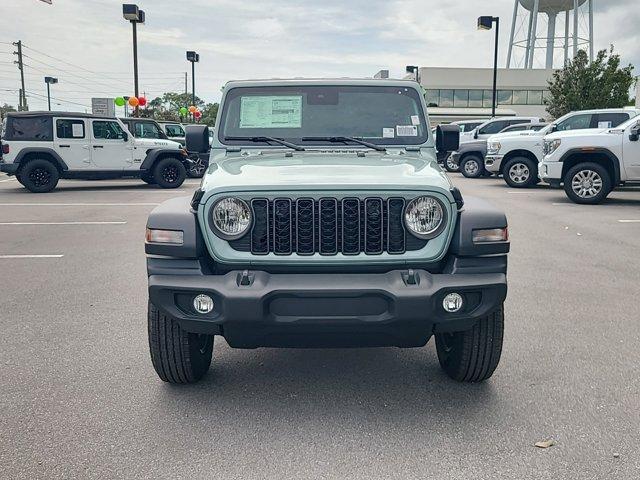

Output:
xmin=180 ymin=105 xmax=202 ymax=120
xmin=114 ymin=96 xmax=147 ymax=108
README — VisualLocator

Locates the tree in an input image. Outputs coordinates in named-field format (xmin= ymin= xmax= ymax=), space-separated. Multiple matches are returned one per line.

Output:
xmin=0 ymin=103 xmax=17 ymax=121
xmin=545 ymin=47 xmax=635 ymax=118
xmin=200 ymin=102 xmax=219 ymax=127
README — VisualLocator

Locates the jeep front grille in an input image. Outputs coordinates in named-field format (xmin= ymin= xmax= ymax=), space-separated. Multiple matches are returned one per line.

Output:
xmin=229 ymin=197 xmax=428 ymax=256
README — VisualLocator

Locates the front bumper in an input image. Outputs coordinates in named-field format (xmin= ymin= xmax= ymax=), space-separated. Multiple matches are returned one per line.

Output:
xmin=149 ymin=269 xmax=507 ymax=348
xmin=0 ymin=163 xmax=18 ymax=175
xmin=484 ymin=154 xmax=504 ymax=173
xmin=538 ymin=160 xmax=563 ymax=186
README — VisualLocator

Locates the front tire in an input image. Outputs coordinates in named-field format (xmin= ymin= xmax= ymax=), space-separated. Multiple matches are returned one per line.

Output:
xmin=148 ymin=302 xmax=214 ymax=384
xmin=460 ymin=155 xmax=484 ymax=178
xmin=19 ymin=159 xmax=60 ymax=193
xmin=563 ymin=162 xmax=611 ymax=204
xmin=153 ymin=157 xmax=186 ymax=189
xmin=435 ymin=305 xmax=504 ymax=382
xmin=503 ymin=157 xmax=538 ymax=188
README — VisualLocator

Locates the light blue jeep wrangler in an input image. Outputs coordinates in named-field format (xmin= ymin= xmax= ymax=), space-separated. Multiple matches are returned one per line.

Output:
xmin=145 ymin=79 xmax=509 ymax=384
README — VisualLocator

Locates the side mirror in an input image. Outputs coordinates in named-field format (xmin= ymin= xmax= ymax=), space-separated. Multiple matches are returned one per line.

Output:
xmin=629 ymin=128 xmax=640 ymax=142
xmin=122 ymin=132 xmax=128 ymax=141
xmin=473 ymin=129 xmax=479 ymax=139
xmin=436 ymin=124 xmax=460 ymax=153
xmin=549 ymin=124 xmax=558 ymax=133
xmin=185 ymin=125 xmax=210 ymax=153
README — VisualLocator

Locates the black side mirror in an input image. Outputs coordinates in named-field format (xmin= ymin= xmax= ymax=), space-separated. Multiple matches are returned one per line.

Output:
xmin=185 ymin=125 xmax=210 ymax=153
xmin=122 ymin=132 xmax=128 ymax=141
xmin=473 ymin=129 xmax=479 ymax=139
xmin=436 ymin=124 xmax=460 ymax=153
xmin=549 ymin=124 xmax=558 ymax=133
xmin=629 ymin=127 xmax=640 ymax=142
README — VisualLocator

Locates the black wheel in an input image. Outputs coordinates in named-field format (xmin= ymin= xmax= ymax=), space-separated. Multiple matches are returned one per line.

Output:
xmin=148 ymin=302 xmax=214 ymax=384
xmin=435 ymin=305 xmax=504 ymax=382
xmin=152 ymin=157 xmax=186 ymax=189
xmin=503 ymin=157 xmax=539 ymax=188
xmin=19 ymin=159 xmax=60 ymax=193
xmin=563 ymin=162 xmax=611 ymax=204
xmin=140 ymin=173 xmax=155 ymax=185
xmin=186 ymin=156 xmax=207 ymax=178
xmin=444 ymin=154 xmax=460 ymax=173
xmin=460 ymin=155 xmax=484 ymax=178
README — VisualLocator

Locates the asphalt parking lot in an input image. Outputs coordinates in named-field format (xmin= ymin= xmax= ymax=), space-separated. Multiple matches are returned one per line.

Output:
xmin=1 ymin=172 xmax=639 ymax=479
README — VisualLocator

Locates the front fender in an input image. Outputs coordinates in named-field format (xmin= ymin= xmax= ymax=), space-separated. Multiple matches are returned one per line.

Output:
xmin=145 ymin=196 xmax=204 ymax=258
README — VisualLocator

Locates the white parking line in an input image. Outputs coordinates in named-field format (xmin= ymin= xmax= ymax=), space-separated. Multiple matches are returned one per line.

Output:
xmin=0 ymin=203 xmax=158 ymax=206
xmin=0 ymin=254 xmax=64 ymax=259
xmin=0 ymin=221 xmax=127 ymax=225
xmin=618 ymin=220 xmax=640 ymax=223
xmin=0 ymin=178 xmax=17 ymax=183
xmin=507 ymin=191 xmax=532 ymax=194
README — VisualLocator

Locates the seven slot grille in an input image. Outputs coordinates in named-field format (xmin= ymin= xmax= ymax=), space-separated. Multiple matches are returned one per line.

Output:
xmin=229 ymin=197 xmax=429 ymax=256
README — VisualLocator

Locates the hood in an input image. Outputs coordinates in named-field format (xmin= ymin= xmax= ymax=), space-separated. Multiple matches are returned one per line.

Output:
xmin=134 ymin=138 xmax=181 ymax=149
xmin=201 ymin=149 xmax=452 ymax=196
xmin=544 ymin=127 xmax=611 ymax=141
xmin=457 ymin=140 xmax=486 ymax=153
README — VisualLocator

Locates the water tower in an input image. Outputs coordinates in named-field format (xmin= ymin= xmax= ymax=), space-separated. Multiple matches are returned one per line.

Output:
xmin=506 ymin=0 xmax=594 ymax=69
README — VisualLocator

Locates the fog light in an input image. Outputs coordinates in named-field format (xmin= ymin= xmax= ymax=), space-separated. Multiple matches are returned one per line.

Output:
xmin=193 ymin=294 xmax=214 ymax=314
xmin=443 ymin=293 xmax=464 ymax=313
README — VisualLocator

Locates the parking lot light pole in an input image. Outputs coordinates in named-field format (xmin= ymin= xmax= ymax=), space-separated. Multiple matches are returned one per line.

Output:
xmin=123 ymin=4 xmax=145 ymax=117
xmin=186 ymin=51 xmax=200 ymax=120
xmin=478 ymin=16 xmax=500 ymax=117
xmin=44 ymin=76 xmax=58 ymax=111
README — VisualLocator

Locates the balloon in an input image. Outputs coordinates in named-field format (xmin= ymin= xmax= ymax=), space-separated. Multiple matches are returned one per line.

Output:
xmin=188 ymin=105 xmax=197 ymax=114
xmin=194 ymin=111 xmax=202 ymax=119
xmin=114 ymin=97 xmax=125 ymax=107
xmin=179 ymin=107 xmax=188 ymax=116
xmin=138 ymin=96 xmax=147 ymax=107
xmin=128 ymin=96 xmax=139 ymax=107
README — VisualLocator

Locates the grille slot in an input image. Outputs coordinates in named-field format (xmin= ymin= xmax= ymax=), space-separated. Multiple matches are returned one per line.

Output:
xmin=232 ymin=197 xmax=428 ymax=256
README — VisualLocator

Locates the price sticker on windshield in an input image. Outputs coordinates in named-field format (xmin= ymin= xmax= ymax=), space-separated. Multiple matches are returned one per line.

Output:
xmin=396 ymin=125 xmax=418 ymax=137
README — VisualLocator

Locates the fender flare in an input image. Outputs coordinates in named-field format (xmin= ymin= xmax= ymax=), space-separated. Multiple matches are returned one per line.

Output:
xmin=14 ymin=148 xmax=68 ymax=171
xmin=558 ymin=147 xmax=621 ymax=185
xmin=140 ymin=148 xmax=186 ymax=171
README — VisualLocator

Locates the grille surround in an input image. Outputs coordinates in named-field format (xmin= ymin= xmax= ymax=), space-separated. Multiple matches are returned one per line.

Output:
xmin=226 ymin=195 xmax=442 ymax=256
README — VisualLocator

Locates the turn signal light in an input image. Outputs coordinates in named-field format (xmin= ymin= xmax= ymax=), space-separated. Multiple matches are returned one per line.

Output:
xmin=472 ymin=227 xmax=508 ymax=243
xmin=145 ymin=228 xmax=184 ymax=245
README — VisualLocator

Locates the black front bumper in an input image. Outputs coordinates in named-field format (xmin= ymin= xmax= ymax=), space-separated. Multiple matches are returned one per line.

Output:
xmin=0 ymin=163 xmax=18 ymax=175
xmin=148 ymin=269 xmax=507 ymax=349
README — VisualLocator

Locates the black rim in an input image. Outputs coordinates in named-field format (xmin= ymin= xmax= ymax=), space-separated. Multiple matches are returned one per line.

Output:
xmin=29 ymin=167 xmax=51 ymax=187
xmin=162 ymin=165 xmax=179 ymax=183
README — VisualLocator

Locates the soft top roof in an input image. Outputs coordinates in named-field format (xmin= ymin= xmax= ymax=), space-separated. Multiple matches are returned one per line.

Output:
xmin=6 ymin=111 xmax=115 ymax=121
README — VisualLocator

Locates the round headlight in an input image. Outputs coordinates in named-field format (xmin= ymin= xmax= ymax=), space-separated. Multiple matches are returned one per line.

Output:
xmin=211 ymin=197 xmax=251 ymax=239
xmin=404 ymin=196 xmax=445 ymax=239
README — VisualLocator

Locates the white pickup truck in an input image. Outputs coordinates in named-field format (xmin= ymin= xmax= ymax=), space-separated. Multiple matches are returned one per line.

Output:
xmin=485 ymin=109 xmax=640 ymax=188
xmin=539 ymin=115 xmax=640 ymax=204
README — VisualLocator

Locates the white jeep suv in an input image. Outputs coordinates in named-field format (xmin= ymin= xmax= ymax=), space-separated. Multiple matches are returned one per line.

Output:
xmin=539 ymin=116 xmax=640 ymax=204
xmin=485 ymin=109 xmax=639 ymax=188
xmin=0 ymin=111 xmax=190 ymax=193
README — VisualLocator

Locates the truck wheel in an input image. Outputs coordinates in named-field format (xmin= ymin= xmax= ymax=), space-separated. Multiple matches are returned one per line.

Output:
xmin=140 ymin=173 xmax=155 ymax=184
xmin=460 ymin=155 xmax=484 ymax=178
xmin=435 ymin=305 xmax=504 ymax=382
xmin=563 ymin=162 xmax=611 ymax=204
xmin=153 ymin=157 xmax=186 ymax=189
xmin=186 ymin=156 xmax=207 ymax=178
xmin=503 ymin=157 xmax=538 ymax=188
xmin=444 ymin=155 xmax=460 ymax=173
xmin=148 ymin=302 xmax=213 ymax=384
xmin=19 ymin=159 xmax=60 ymax=193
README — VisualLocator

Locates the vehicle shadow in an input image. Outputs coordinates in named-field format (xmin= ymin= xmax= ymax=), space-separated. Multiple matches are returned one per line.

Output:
xmin=150 ymin=344 xmax=500 ymax=427
xmin=1 ymin=182 xmax=198 ymax=194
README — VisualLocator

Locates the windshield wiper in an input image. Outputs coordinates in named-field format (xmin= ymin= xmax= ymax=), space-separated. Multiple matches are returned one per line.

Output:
xmin=301 ymin=136 xmax=386 ymax=152
xmin=224 ymin=136 xmax=305 ymax=151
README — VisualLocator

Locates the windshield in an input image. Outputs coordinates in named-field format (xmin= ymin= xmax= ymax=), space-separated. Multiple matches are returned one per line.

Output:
xmin=134 ymin=121 xmax=165 ymax=139
xmin=165 ymin=124 xmax=184 ymax=137
xmin=219 ymin=85 xmax=429 ymax=147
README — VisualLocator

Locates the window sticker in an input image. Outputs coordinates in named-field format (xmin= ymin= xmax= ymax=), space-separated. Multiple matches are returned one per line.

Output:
xmin=411 ymin=115 xmax=420 ymax=126
xmin=396 ymin=125 xmax=418 ymax=137
xmin=598 ymin=121 xmax=612 ymax=129
xmin=382 ymin=128 xmax=395 ymax=138
xmin=240 ymin=96 xmax=302 ymax=128
xmin=72 ymin=123 xmax=84 ymax=138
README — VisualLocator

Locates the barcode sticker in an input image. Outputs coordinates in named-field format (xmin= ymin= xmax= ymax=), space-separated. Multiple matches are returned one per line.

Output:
xmin=396 ymin=125 xmax=418 ymax=137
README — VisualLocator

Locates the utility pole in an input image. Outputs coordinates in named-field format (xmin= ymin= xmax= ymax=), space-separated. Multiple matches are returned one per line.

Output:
xmin=13 ymin=40 xmax=27 ymax=111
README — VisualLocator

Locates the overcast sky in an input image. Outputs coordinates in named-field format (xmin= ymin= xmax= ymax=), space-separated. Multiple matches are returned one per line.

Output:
xmin=1 ymin=0 xmax=638 ymax=112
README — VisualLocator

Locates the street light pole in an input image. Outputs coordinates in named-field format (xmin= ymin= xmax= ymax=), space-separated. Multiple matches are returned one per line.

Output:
xmin=186 ymin=51 xmax=200 ymax=121
xmin=123 ymin=4 xmax=145 ymax=117
xmin=44 ymin=76 xmax=58 ymax=111
xmin=478 ymin=16 xmax=500 ymax=118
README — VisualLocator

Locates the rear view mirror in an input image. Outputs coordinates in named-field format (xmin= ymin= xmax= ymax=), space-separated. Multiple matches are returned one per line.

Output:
xmin=436 ymin=124 xmax=460 ymax=153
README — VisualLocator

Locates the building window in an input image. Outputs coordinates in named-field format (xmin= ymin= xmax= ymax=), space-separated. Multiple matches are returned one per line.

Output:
xmin=498 ymin=90 xmax=513 ymax=105
xmin=439 ymin=89 xmax=454 ymax=107
xmin=512 ymin=90 xmax=528 ymax=105
xmin=468 ymin=90 xmax=483 ymax=108
xmin=453 ymin=90 xmax=469 ymax=107
xmin=483 ymin=90 xmax=494 ymax=108
xmin=425 ymin=89 xmax=439 ymax=107
xmin=528 ymin=90 xmax=543 ymax=105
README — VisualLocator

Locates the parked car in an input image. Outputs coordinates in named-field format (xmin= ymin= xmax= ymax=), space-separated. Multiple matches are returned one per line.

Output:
xmin=158 ymin=121 xmax=186 ymax=146
xmin=0 ymin=111 xmax=190 ymax=192
xmin=460 ymin=116 xmax=544 ymax=144
xmin=539 ymin=115 xmax=640 ymax=204
xmin=448 ymin=123 xmax=548 ymax=176
xmin=144 ymin=78 xmax=510 ymax=385
xmin=485 ymin=108 xmax=640 ymax=188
